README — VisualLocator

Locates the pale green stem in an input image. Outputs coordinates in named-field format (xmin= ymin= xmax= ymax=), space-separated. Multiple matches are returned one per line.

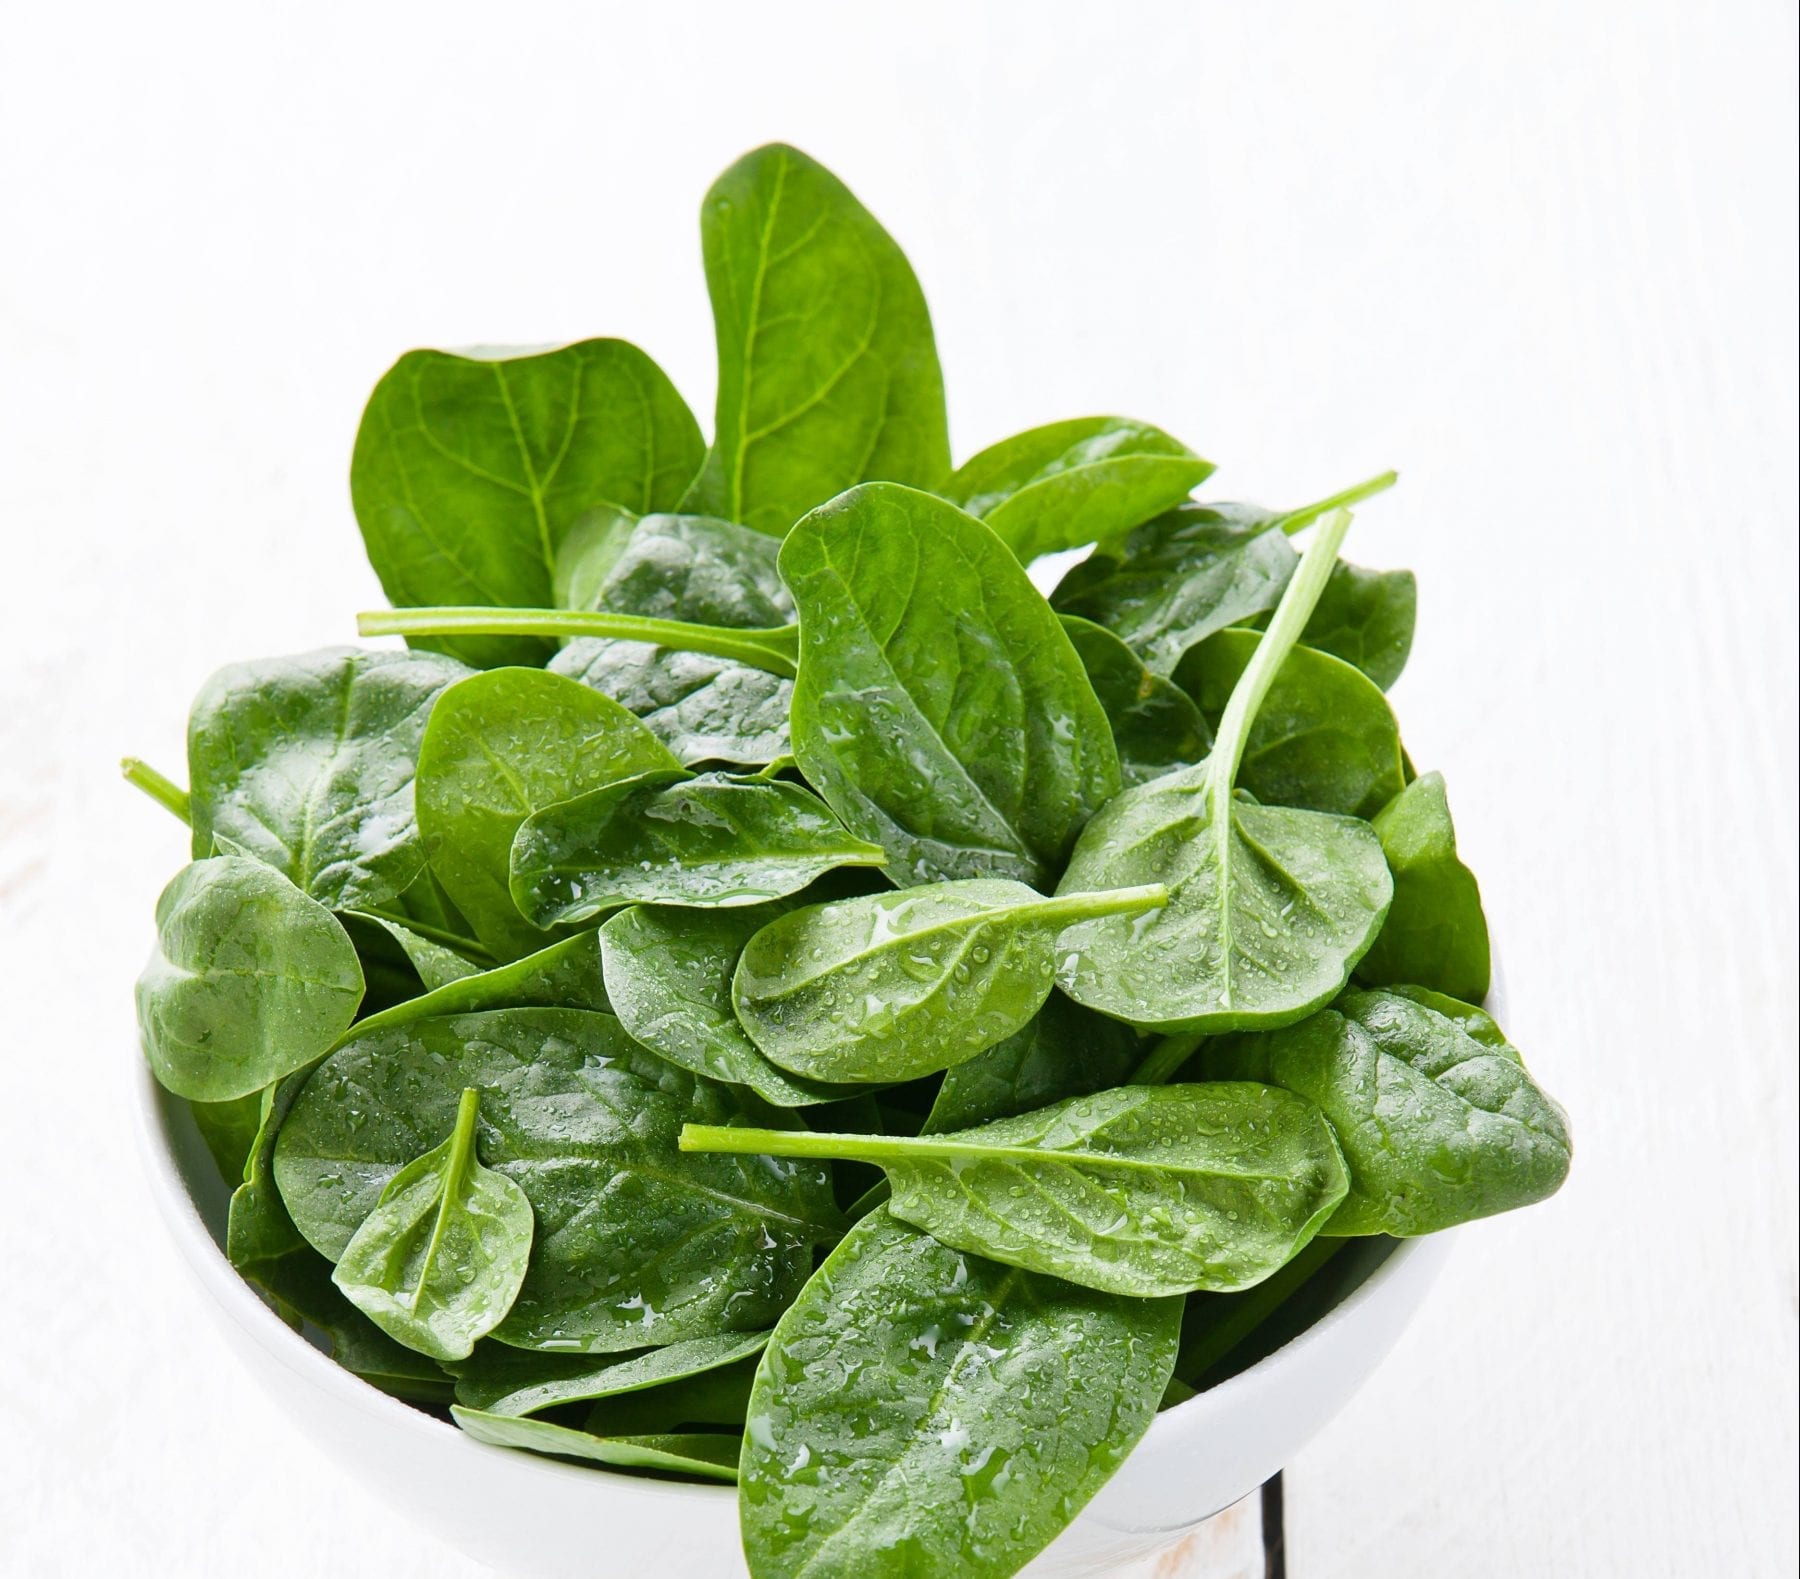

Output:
xmin=413 ymin=1088 xmax=481 ymax=1314
xmin=357 ymin=606 xmax=801 ymax=679
xmin=1276 ymin=470 xmax=1397 ymax=536
xmin=121 ymin=757 xmax=191 ymax=824
xmin=1024 ymin=883 xmax=1167 ymax=927
xmin=1129 ymin=1031 xmax=1205 ymax=1087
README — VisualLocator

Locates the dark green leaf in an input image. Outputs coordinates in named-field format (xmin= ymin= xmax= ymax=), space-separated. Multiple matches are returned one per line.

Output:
xmin=189 ymin=1092 xmax=263 ymax=1185
xmin=740 ymin=1213 xmax=1179 ymax=1579
xmin=684 ymin=144 xmax=949 ymax=536
xmin=1355 ymin=772 xmax=1491 ymax=1002
xmin=1060 ymin=614 xmax=1211 ymax=787
xmin=451 ymin=1407 xmax=740 ymax=1482
xmin=451 ymin=1328 xmax=770 ymax=1417
xmin=1289 ymin=559 xmax=1416 ymax=690
xmin=781 ymin=483 xmax=1121 ymax=886
xmin=941 ymin=417 xmax=1213 ymax=562
xmin=350 ymin=341 xmax=703 ymax=667
xmin=137 ymin=857 xmax=364 ymax=1102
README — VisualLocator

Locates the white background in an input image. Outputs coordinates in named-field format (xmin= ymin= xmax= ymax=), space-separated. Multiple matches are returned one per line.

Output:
xmin=2 ymin=2 xmax=1794 ymax=1575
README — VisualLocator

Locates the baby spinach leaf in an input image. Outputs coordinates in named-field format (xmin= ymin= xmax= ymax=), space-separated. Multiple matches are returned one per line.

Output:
xmin=190 ymin=1092 xmax=264 ymax=1185
xmin=940 ymin=417 xmax=1214 ymax=563
xmin=350 ymin=340 xmax=704 ymax=667
xmin=347 ymin=931 xmax=610 ymax=1043
xmin=451 ymin=1328 xmax=770 ymax=1417
xmin=137 ymin=857 xmax=365 ymax=1102
xmin=1055 ymin=513 xmax=1393 ymax=1032
xmin=684 ymin=144 xmax=949 ymax=536
xmin=685 ymin=1081 xmax=1347 ymax=1298
xmin=414 ymin=668 xmax=679 ymax=959
xmin=274 ymin=1008 xmax=841 ymax=1353
xmin=582 ymin=1357 xmax=759 ymax=1435
xmin=510 ymin=770 xmax=887 ymax=924
xmin=566 ymin=511 xmax=794 ymax=625
xmin=186 ymin=647 xmax=471 ymax=911
xmin=732 ymin=879 xmax=1167 ymax=1084
xmin=1205 ymin=988 xmax=1571 ymax=1235
xmin=551 ymin=503 xmax=639 ymax=612
xmin=598 ymin=902 xmax=852 ymax=1107
xmin=781 ymin=483 xmax=1122 ymax=886
xmin=452 ymin=1407 xmax=741 ymax=1481
xmin=1060 ymin=614 xmax=1211 ymax=786
xmin=354 ymin=913 xmax=484 ymax=990
xmin=332 ymin=1088 xmax=535 ymax=1362
xmin=923 ymin=992 xmax=1141 ymax=1134
xmin=740 ymin=1212 xmax=1180 ymax=1579
xmin=1354 ymin=771 xmax=1492 ymax=1002
xmin=1176 ymin=628 xmax=1406 ymax=818
xmin=1288 ymin=559 xmax=1416 ymax=690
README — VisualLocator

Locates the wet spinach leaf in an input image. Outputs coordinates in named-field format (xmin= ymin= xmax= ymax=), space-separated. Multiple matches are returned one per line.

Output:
xmin=510 ymin=768 xmax=886 ymax=924
xmin=740 ymin=1212 xmax=1179 ymax=1579
xmin=350 ymin=340 xmax=703 ymax=667
xmin=451 ymin=1407 xmax=741 ymax=1482
xmin=1354 ymin=771 xmax=1491 ymax=1002
xmin=683 ymin=144 xmax=950 ymax=536
xmin=684 ymin=1081 xmax=1347 ymax=1297
xmin=136 ymin=856 xmax=364 ymax=1101
xmin=451 ymin=1328 xmax=770 ymax=1417
xmin=782 ymin=483 xmax=1121 ymax=886
xmin=732 ymin=879 xmax=1166 ymax=1083
xmin=1205 ymin=988 xmax=1571 ymax=1234
xmin=940 ymin=416 xmax=1213 ymax=563
xmin=1274 ymin=558 xmax=1416 ymax=690
xmin=1060 ymin=614 xmax=1211 ymax=786
xmin=333 ymin=1088 xmax=534 ymax=1361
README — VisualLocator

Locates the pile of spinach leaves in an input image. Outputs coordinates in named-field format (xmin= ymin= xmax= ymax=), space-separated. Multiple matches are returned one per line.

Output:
xmin=127 ymin=143 xmax=1568 ymax=1579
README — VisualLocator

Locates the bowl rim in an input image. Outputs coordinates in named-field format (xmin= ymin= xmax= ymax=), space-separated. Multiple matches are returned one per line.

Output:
xmin=134 ymin=1055 xmax=1447 ymax=1507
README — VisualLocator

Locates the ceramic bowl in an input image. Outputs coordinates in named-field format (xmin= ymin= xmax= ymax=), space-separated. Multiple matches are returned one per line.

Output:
xmin=136 ymin=1061 xmax=1449 ymax=1577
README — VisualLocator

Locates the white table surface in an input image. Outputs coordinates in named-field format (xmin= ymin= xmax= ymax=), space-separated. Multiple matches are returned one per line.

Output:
xmin=2 ymin=3 xmax=1793 ymax=1574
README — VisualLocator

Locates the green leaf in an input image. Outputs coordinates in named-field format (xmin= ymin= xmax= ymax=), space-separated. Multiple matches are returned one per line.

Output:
xmin=414 ymin=668 xmax=679 ymax=960
xmin=598 ymin=902 xmax=853 ymax=1107
xmin=333 ymin=1088 xmax=535 ymax=1362
xmin=189 ymin=1091 xmax=264 ymax=1185
xmin=684 ymin=1081 xmax=1348 ymax=1298
xmin=684 ymin=144 xmax=949 ymax=536
xmin=1205 ymin=988 xmax=1571 ymax=1235
xmin=923 ymin=992 xmax=1142 ymax=1134
xmin=273 ymin=1008 xmax=841 ymax=1353
xmin=732 ymin=879 xmax=1167 ymax=1083
xmin=350 ymin=340 xmax=704 ymax=667
xmin=510 ymin=769 xmax=886 ymax=925
xmin=186 ymin=647 xmax=471 ymax=910
xmin=347 ymin=931 xmax=611 ymax=1043
xmin=1354 ymin=772 xmax=1492 ymax=1002
xmin=1176 ymin=628 xmax=1406 ymax=818
xmin=1055 ymin=513 xmax=1393 ymax=1033
xmin=1060 ymin=614 xmax=1211 ymax=787
xmin=739 ymin=1213 xmax=1180 ymax=1579
xmin=551 ymin=504 xmax=639 ymax=612
xmin=1288 ymin=559 xmax=1416 ymax=691
xmin=136 ymin=857 xmax=364 ymax=1101
xmin=782 ymin=483 xmax=1121 ymax=886
xmin=1051 ymin=502 xmax=1297 ymax=675
xmin=353 ymin=913 xmax=483 ymax=990
xmin=940 ymin=417 xmax=1214 ymax=562
xmin=451 ymin=1328 xmax=770 ymax=1417
xmin=452 ymin=1408 xmax=740 ymax=1482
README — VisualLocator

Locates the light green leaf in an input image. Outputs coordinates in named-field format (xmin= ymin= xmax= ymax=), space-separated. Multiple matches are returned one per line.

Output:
xmin=451 ymin=1328 xmax=770 ymax=1417
xmin=452 ymin=1407 xmax=740 ymax=1482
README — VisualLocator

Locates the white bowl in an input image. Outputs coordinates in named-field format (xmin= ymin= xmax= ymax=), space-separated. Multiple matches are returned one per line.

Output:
xmin=136 ymin=1060 xmax=1450 ymax=1578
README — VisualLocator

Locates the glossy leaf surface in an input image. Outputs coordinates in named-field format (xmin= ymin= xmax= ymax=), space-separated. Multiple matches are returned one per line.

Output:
xmin=1060 ymin=614 xmax=1210 ymax=787
xmin=451 ymin=1328 xmax=770 ymax=1417
xmin=452 ymin=1407 xmax=740 ymax=1482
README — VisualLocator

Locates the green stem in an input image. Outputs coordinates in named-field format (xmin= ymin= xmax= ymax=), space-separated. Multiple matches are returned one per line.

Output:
xmin=1174 ymin=1235 xmax=1344 ymax=1385
xmin=681 ymin=1124 xmax=1189 ymax=1178
xmin=1130 ymin=1031 xmax=1204 ymax=1087
xmin=1025 ymin=883 xmax=1167 ymax=928
xmin=1206 ymin=508 xmax=1356 ymax=809
xmin=351 ymin=908 xmax=495 ymax=965
xmin=357 ymin=606 xmax=802 ymax=679
xmin=121 ymin=757 xmax=191 ymax=825
xmin=1277 ymin=470 xmax=1397 ymax=536
xmin=414 ymin=1088 xmax=481 ymax=1315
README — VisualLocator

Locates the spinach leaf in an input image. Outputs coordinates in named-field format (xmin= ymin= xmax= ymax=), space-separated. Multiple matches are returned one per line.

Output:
xmin=414 ymin=668 xmax=679 ymax=959
xmin=273 ymin=1008 xmax=841 ymax=1353
xmin=451 ymin=1328 xmax=770 ymax=1417
xmin=582 ymin=1357 xmax=759 ymax=1435
xmin=683 ymin=144 xmax=949 ymax=536
xmin=350 ymin=340 xmax=703 ymax=667
xmin=598 ymin=902 xmax=852 ymax=1107
xmin=739 ymin=1212 xmax=1179 ymax=1579
xmin=1205 ymin=988 xmax=1571 ymax=1235
xmin=551 ymin=504 xmax=639 ymax=612
xmin=684 ymin=1080 xmax=1347 ymax=1297
xmin=923 ymin=992 xmax=1141 ymax=1134
xmin=354 ymin=912 xmax=484 ymax=990
xmin=1055 ymin=512 xmax=1393 ymax=1032
xmin=1060 ymin=613 xmax=1211 ymax=786
xmin=332 ymin=1088 xmax=534 ymax=1361
xmin=1284 ymin=559 xmax=1416 ymax=690
xmin=137 ymin=857 xmax=364 ymax=1102
xmin=1354 ymin=771 xmax=1491 ymax=1002
xmin=1175 ymin=628 xmax=1406 ymax=818
xmin=451 ymin=1408 xmax=740 ymax=1482
xmin=732 ymin=879 xmax=1167 ymax=1083
xmin=510 ymin=769 xmax=886 ymax=924
xmin=347 ymin=931 xmax=610 ymax=1044
xmin=781 ymin=483 xmax=1122 ymax=886
xmin=190 ymin=1092 xmax=264 ymax=1185
xmin=940 ymin=417 xmax=1214 ymax=563
xmin=186 ymin=647 xmax=470 ymax=911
